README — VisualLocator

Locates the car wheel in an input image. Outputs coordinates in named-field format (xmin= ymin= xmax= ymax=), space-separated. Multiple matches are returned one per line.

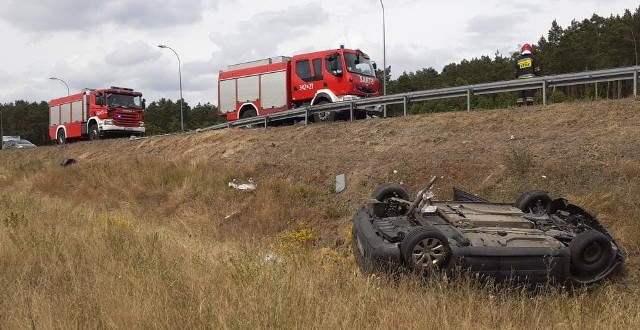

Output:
xmin=514 ymin=189 xmax=552 ymax=215
xmin=372 ymin=183 xmax=410 ymax=217
xmin=570 ymin=230 xmax=614 ymax=278
xmin=312 ymin=100 xmax=336 ymax=122
xmin=89 ymin=124 xmax=100 ymax=141
xmin=401 ymin=226 xmax=450 ymax=271
xmin=57 ymin=129 xmax=66 ymax=145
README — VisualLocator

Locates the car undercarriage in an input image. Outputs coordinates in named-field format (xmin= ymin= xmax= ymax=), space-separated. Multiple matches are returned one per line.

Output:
xmin=352 ymin=177 xmax=626 ymax=285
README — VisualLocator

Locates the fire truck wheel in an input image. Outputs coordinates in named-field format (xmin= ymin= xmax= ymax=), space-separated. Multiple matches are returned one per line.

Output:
xmin=241 ymin=109 xmax=257 ymax=119
xmin=241 ymin=109 xmax=258 ymax=129
xmin=89 ymin=124 xmax=100 ymax=141
xmin=312 ymin=101 xmax=335 ymax=122
xmin=355 ymin=111 xmax=367 ymax=120
xmin=57 ymin=129 xmax=66 ymax=145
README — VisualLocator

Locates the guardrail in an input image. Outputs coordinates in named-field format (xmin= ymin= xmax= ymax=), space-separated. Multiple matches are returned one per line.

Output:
xmin=202 ymin=65 xmax=640 ymax=131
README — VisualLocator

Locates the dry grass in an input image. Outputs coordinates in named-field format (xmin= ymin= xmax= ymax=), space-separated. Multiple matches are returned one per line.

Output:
xmin=1 ymin=98 xmax=640 ymax=328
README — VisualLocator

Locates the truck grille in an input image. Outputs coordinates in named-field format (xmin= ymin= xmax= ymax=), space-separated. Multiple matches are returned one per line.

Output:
xmin=113 ymin=110 xmax=142 ymax=127
xmin=356 ymin=86 xmax=377 ymax=94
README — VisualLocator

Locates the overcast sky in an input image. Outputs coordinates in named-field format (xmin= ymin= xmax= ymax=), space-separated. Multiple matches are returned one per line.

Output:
xmin=1 ymin=0 xmax=638 ymax=105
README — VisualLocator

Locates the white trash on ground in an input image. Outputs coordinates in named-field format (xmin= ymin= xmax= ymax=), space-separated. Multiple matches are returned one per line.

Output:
xmin=228 ymin=179 xmax=256 ymax=191
xmin=335 ymin=174 xmax=346 ymax=193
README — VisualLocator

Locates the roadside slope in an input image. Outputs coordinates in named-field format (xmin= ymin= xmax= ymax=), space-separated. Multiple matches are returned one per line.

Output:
xmin=2 ymin=99 xmax=640 ymax=240
xmin=1 ymin=98 xmax=640 ymax=328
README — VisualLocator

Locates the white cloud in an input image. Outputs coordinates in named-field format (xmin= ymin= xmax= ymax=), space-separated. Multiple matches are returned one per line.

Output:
xmin=0 ymin=0 xmax=214 ymax=32
xmin=0 ymin=0 xmax=638 ymax=105
xmin=209 ymin=4 xmax=327 ymax=63
xmin=106 ymin=41 xmax=161 ymax=66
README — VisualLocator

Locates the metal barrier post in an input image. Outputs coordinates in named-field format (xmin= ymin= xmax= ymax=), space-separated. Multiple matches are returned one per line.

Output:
xmin=467 ymin=88 xmax=471 ymax=111
xmin=264 ymin=116 xmax=268 ymax=128
xmin=542 ymin=80 xmax=547 ymax=106
xmin=403 ymin=96 xmax=408 ymax=116
xmin=634 ymin=69 xmax=638 ymax=97
xmin=350 ymin=101 xmax=354 ymax=121
xmin=305 ymin=108 xmax=309 ymax=125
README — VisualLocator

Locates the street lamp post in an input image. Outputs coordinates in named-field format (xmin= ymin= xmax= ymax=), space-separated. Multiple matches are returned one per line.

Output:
xmin=379 ymin=0 xmax=387 ymax=117
xmin=49 ymin=77 xmax=70 ymax=95
xmin=631 ymin=28 xmax=638 ymax=66
xmin=1 ymin=105 xmax=3 ymax=149
xmin=158 ymin=44 xmax=184 ymax=132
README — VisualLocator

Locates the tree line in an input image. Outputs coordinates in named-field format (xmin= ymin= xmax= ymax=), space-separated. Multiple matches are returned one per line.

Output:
xmin=377 ymin=6 xmax=640 ymax=115
xmin=2 ymin=6 xmax=639 ymax=145
xmin=0 ymin=100 xmax=225 ymax=146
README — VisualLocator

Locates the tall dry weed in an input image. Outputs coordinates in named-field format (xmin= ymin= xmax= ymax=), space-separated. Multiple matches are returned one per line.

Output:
xmin=1 ymin=99 xmax=640 ymax=328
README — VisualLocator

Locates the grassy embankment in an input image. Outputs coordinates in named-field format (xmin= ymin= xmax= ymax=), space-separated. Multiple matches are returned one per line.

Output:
xmin=1 ymin=98 xmax=640 ymax=328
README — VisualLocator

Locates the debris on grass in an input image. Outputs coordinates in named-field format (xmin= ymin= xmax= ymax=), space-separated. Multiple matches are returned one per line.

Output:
xmin=335 ymin=173 xmax=346 ymax=193
xmin=60 ymin=158 xmax=76 ymax=167
xmin=228 ymin=178 xmax=256 ymax=191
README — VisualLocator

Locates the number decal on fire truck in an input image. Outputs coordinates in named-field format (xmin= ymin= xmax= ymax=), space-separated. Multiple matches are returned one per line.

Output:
xmin=359 ymin=76 xmax=375 ymax=84
xmin=298 ymin=83 xmax=314 ymax=91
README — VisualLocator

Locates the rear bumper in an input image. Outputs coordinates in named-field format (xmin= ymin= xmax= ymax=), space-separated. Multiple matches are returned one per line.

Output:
xmin=352 ymin=208 xmax=401 ymax=271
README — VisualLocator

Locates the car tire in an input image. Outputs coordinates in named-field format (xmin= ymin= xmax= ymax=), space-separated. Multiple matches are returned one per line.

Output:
xmin=371 ymin=183 xmax=410 ymax=217
xmin=57 ymin=129 xmax=66 ymax=145
xmin=89 ymin=124 xmax=100 ymax=141
xmin=569 ymin=230 xmax=614 ymax=276
xmin=401 ymin=226 xmax=450 ymax=271
xmin=514 ymin=189 xmax=552 ymax=215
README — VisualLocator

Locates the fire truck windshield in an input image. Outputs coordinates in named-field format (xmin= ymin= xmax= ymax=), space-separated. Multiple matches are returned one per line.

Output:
xmin=106 ymin=93 xmax=143 ymax=109
xmin=344 ymin=53 xmax=376 ymax=77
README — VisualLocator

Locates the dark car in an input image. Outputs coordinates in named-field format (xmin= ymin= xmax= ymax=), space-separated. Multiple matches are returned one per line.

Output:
xmin=3 ymin=139 xmax=36 ymax=149
xmin=352 ymin=177 xmax=625 ymax=285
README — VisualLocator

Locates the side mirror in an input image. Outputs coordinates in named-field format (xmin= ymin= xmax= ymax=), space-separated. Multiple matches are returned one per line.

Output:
xmin=372 ymin=61 xmax=377 ymax=70
xmin=142 ymin=98 xmax=146 ymax=109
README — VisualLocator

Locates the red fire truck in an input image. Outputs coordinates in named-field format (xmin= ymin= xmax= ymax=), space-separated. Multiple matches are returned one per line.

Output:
xmin=49 ymin=86 xmax=145 ymax=144
xmin=218 ymin=47 xmax=380 ymax=122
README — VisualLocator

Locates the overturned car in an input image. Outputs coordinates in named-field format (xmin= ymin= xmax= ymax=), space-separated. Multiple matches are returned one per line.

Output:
xmin=352 ymin=177 xmax=625 ymax=284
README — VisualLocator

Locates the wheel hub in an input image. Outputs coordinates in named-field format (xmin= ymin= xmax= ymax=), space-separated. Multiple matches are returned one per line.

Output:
xmin=411 ymin=237 xmax=446 ymax=267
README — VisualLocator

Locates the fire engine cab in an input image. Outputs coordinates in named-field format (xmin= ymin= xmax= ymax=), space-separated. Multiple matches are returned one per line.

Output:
xmin=218 ymin=47 xmax=380 ymax=122
xmin=49 ymin=86 xmax=145 ymax=144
